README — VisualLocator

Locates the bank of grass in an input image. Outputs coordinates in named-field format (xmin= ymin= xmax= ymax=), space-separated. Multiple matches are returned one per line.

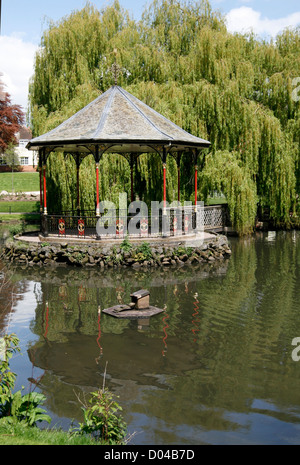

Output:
xmin=0 ymin=418 xmax=102 ymax=445
xmin=0 ymin=214 xmax=39 ymax=228
xmin=0 ymin=201 xmax=40 ymax=213
xmin=0 ymin=212 xmax=39 ymax=220
xmin=205 ymin=196 xmax=227 ymax=205
xmin=0 ymin=172 xmax=39 ymax=193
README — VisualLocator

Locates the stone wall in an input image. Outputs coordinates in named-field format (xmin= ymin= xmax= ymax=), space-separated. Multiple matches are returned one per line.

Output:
xmin=1 ymin=235 xmax=231 ymax=268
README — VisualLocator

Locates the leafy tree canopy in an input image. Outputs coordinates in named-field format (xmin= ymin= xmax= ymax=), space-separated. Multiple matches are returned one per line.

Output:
xmin=0 ymin=77 xmax=24 ymax=153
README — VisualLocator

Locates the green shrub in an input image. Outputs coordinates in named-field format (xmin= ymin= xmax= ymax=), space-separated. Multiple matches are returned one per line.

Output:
xmin=75 ymin=364 xmax=127 ymax=444
xmin=8 ymin=222 xmax=25 ymax=237
xmin=173 ymin=246 xmax=193 ymax=257
xmin=0 ymin=334 xmax=20 ymax=412
xmin=134 ymin=242 xmax=153 ymax=261
xmin=0 ymin=335 xmax=128 ymax=444
xmin=120 ymin=236 xmax=132 ymax=253
xmin=0 ymin=334 xmax=51 ymax=427
xmin=8 ymin=391 xmax=51 ymax=427
xmin=77 ymin=387 xmax=127 ymax=444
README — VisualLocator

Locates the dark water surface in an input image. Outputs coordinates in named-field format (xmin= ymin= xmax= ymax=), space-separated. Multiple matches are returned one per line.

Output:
xmin=1 ymin=230 xmax=300 ymax=445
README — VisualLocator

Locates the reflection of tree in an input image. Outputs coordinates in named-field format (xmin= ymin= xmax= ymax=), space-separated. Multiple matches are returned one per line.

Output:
xmin=32 ymin=282 xmax=133 ymax=343
xmin=25 ymin=249 xmax=254 ymax=427
xmin=254 ymin=232 xmax=300 ymax=354
xmin=0 ymin=263 xmax=14 ymax=332
xmin=127 ymin=233 xmax=300 ymax=434
xmin=14 ymin=232 xmax=300 ymax=437
xmin=0 ymin=262 xmax=30 ymax=334
xmin=29 ymin=263 xmax=229 ymax=343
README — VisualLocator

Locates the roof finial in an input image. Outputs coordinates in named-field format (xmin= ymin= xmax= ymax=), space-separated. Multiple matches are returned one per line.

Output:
xmin=111 ymin=48 xmax=122 ymax=86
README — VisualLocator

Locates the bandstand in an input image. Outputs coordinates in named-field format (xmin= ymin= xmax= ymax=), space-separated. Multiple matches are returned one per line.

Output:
xmin=27 ymin=85 xmax=227 ymax=240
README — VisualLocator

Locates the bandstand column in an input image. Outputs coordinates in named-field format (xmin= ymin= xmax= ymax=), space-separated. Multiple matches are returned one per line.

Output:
xmin=163 ymin=163 xmax=166 ymax=208
xmin=163 ymin=148 xmax=167 ymax=214
xmin=43 ymin=150 xmax=47 ymax=215
xmin=130 ymin=154 xmax=134 ymax=202
xmin=38 ymin=149 xmax=43 ymax=213
xmin=95 ymin=147 xmax=100 ymax=217
xmin=194 ymin=150 xmax=198 ymax=210
xmin=96 ymin=163 xmax=100 ymax=216
xmin=194 ymin=165 xmax=198 ymax=206
xmin=177 ymin=166 xmax=180 ymax=202
xmin=76 ymin=154 xmax=80 ymax=214
xmin=176 ymin=152 xmax=182 ymax=202
xmin=41 ymin=148 xmax=48 ymax=237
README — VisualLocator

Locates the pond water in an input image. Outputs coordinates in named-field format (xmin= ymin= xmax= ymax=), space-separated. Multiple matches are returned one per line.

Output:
xmin=1 ymin=230 xmax=300 ymax=445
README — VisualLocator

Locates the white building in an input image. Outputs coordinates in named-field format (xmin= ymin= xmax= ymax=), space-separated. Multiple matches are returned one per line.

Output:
xmin=15 ymin=127 xmax=38 ymax=171
xmin=0 ymin=127 xmax=38 ymax=172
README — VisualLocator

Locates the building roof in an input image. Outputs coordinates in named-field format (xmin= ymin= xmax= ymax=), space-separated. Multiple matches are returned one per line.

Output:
xmin=17 ymin=127 xmax=32 ymax=140
xmin=27 ymin=85 xmax=210 ymax=154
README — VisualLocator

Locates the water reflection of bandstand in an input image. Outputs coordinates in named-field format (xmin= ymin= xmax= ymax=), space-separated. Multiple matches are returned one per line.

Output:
xmin=18 ymin=232 xmax=300 ymax=440
xmin=27 ymin=261 xmax=230 ymax=382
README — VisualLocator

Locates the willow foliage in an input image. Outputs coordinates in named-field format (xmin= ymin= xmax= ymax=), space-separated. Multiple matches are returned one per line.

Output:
xmin=28 ymin=0 xmax=300 ymax=234
xmin=200 ymin=151 xmax=258 ymax=235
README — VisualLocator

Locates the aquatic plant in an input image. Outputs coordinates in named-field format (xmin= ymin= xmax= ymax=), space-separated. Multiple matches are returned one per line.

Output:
xmin=135 ymin=242 xmax=153 ymax=261
xmin=0 ymin=334 xmax=51 ymax=427
xmin=120 ymin=235 xmax=133 ymax=253
xmin=75 ymin=363 xmax=127 ymax=444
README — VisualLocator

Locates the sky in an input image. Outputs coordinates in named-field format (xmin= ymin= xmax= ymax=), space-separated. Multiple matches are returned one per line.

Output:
xmin=0 ymin=0 xmax=299 ymax=114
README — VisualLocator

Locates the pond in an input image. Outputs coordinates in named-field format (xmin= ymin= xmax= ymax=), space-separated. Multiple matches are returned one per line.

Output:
xmin=1 ymin=230 xmax=300 ymax=445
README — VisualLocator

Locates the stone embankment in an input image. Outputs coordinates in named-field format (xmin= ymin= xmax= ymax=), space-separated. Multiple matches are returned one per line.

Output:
xmin=1 ymin=235 xmax=231 ymax=268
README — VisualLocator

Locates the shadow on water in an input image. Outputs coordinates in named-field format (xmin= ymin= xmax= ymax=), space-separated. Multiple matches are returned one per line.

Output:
xmin=1 ymin=230 xmax=300 ymax=444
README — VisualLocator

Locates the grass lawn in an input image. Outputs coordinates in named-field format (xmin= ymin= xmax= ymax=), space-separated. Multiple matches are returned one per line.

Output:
xmin=0 ymin=418 xmax=100 ymax=445
xmin=0 ymin=215 xmax=40 ymax=233
xmin=205 ymin=196 xmax=227 ymax=205
xmin=0 ymin=172 xmax=39 ymax=193
xmin=0 ymin=201 xmax=40 ymax=213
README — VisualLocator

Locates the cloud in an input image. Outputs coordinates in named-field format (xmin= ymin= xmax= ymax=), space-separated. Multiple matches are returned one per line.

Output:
xmin=226 ymin=7 xmax=300 ymax=38
xmin=0 ymin=35 xmax=38 ymax=112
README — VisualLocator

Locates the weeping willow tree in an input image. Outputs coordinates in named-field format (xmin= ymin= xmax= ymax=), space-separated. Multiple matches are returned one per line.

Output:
xmin=28 ymin=0 xmax=300 ymax=234
xmin=200 ymin=151 xmax=258 ymax=235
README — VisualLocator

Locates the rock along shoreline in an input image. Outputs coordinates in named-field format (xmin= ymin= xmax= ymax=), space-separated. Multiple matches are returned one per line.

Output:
xmin=1 ymin=234 xmax=232 ymax=268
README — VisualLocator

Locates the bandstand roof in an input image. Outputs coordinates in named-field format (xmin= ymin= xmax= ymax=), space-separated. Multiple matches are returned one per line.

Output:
xmin=27 ymin=85 xmax=210 ymax=154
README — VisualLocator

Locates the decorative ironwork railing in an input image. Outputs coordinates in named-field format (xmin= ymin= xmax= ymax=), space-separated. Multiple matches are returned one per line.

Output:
xmin=42 ymin=204 xmax=229 ymax=239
